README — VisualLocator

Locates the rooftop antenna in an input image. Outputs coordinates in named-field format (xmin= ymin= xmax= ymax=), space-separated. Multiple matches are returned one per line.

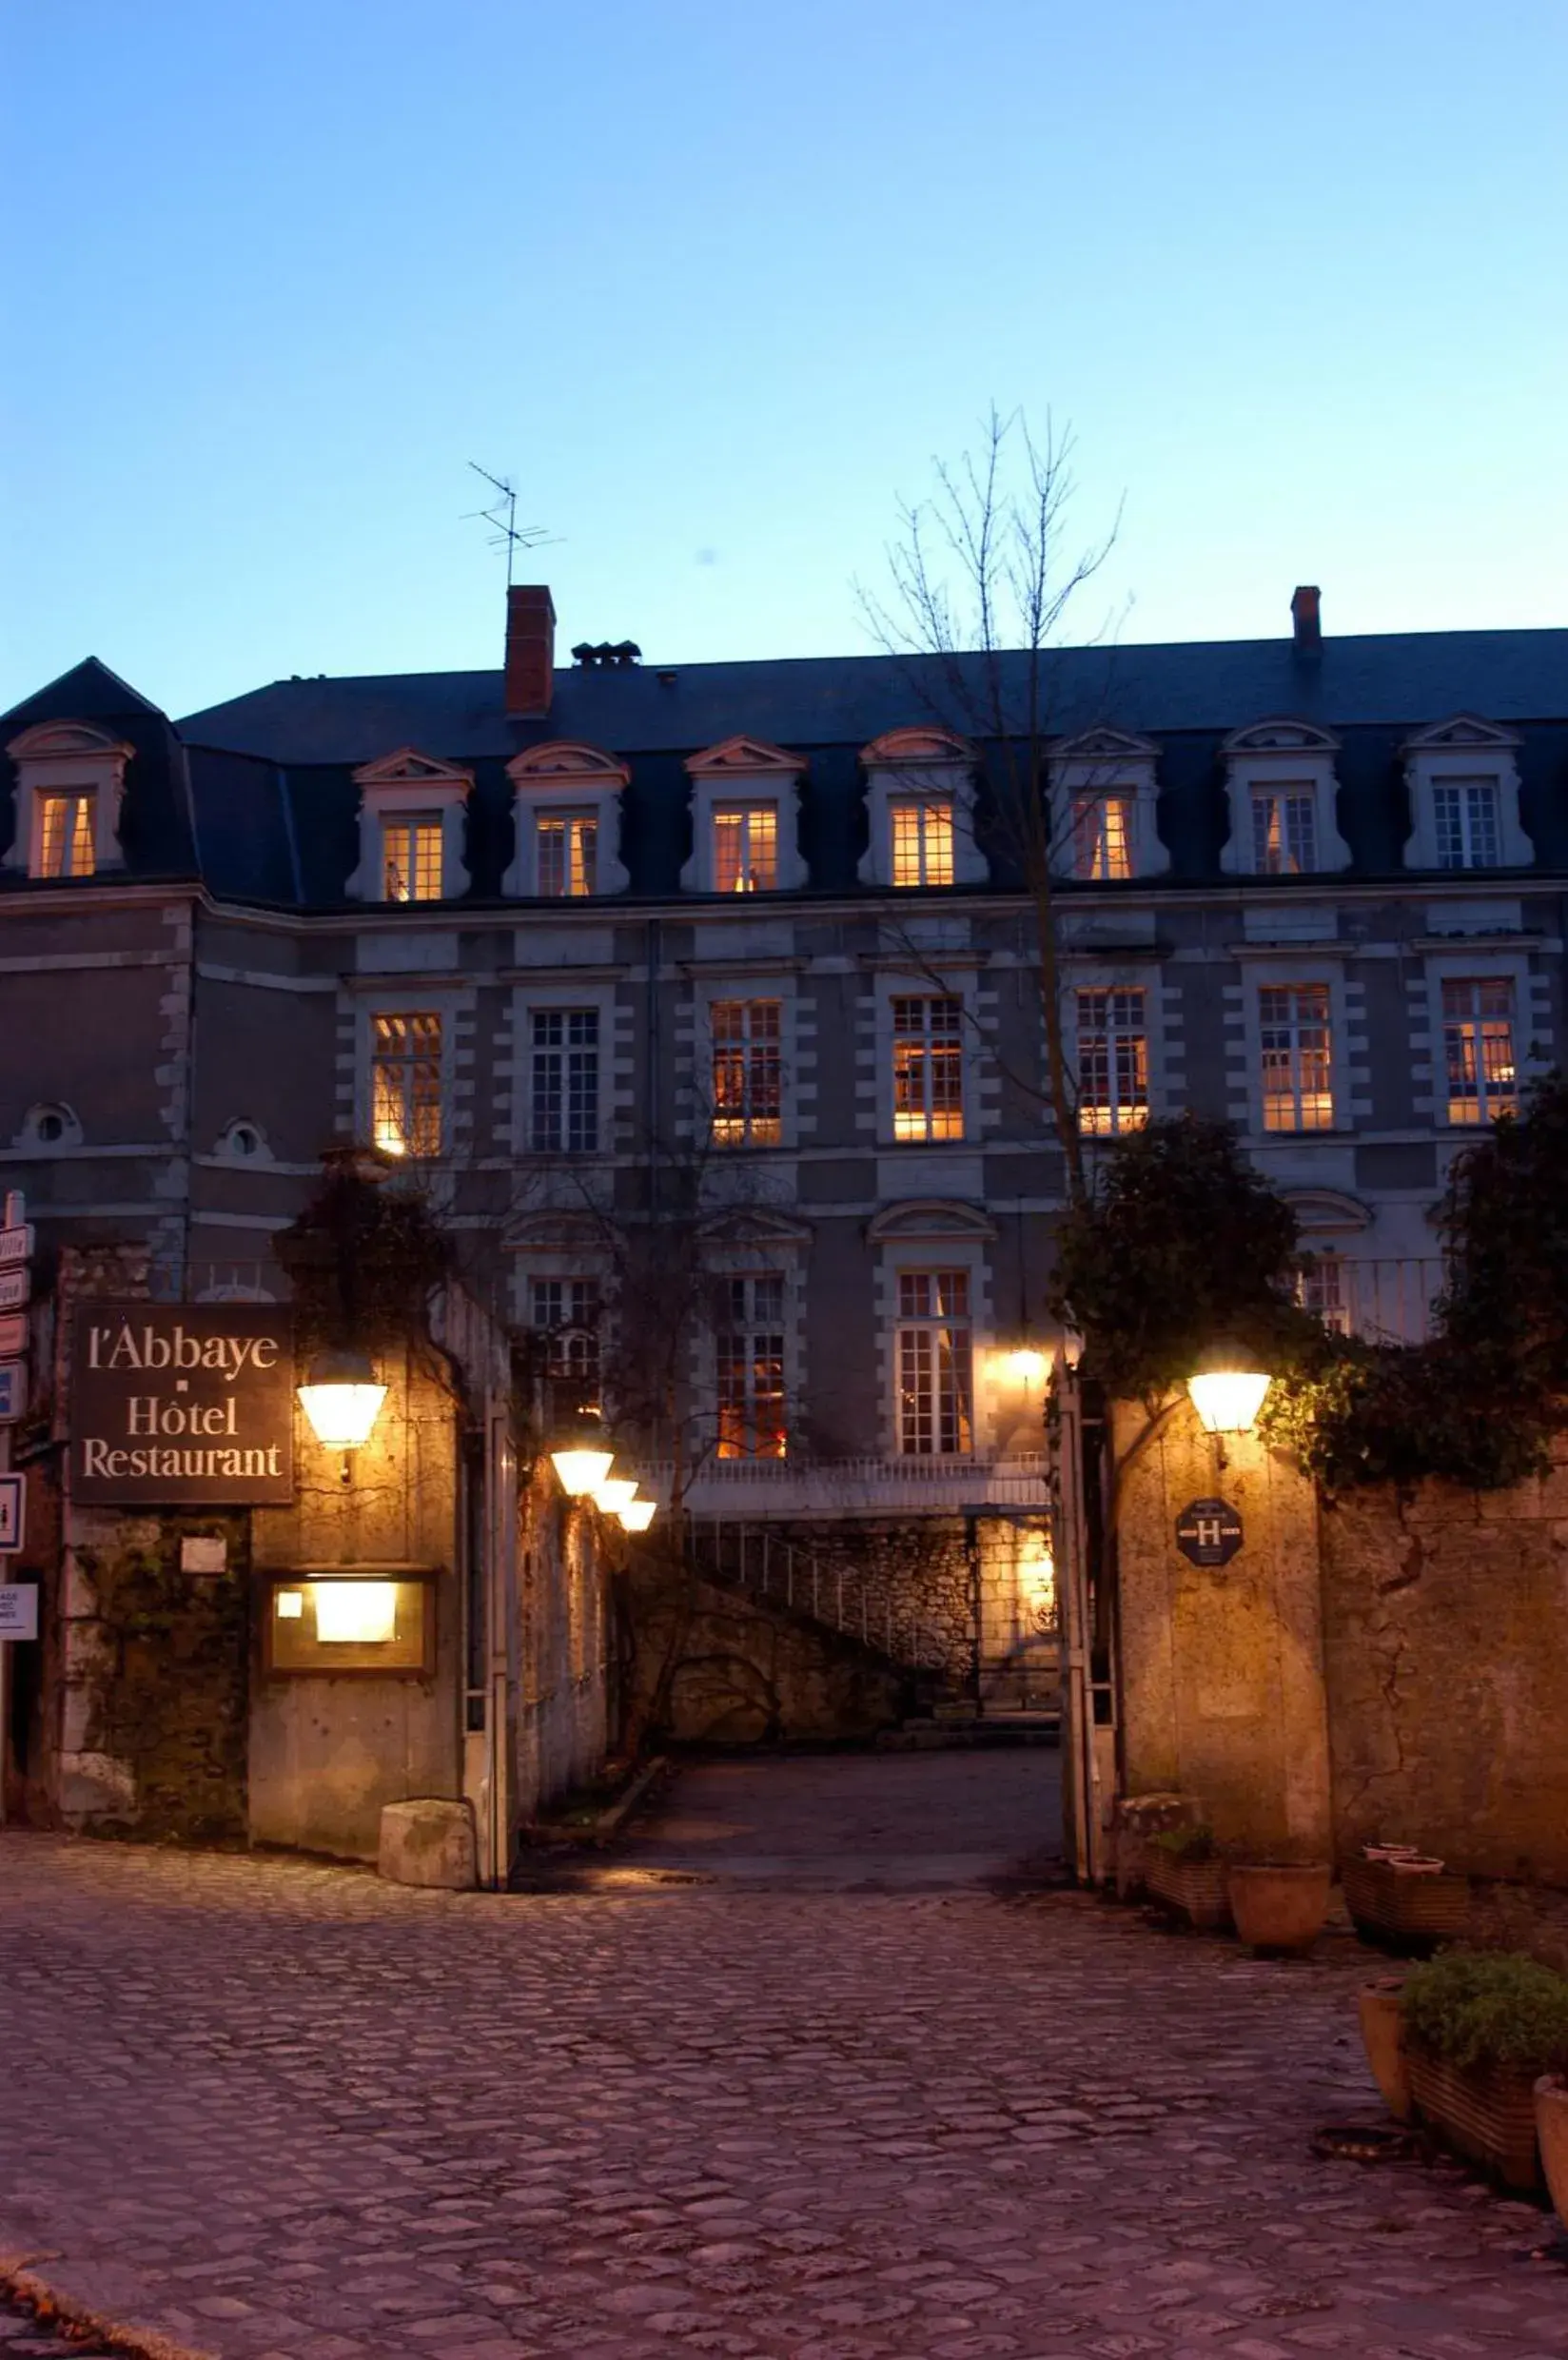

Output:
xmin=463 ymin=462 xmax=558 ymax=587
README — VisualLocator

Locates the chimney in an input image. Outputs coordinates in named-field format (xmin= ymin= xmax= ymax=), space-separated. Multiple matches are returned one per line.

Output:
xmin=504 ymin=585 xmax=556 ymax=717
xmin=1291 ymin=583 xmax=1323 ymax=657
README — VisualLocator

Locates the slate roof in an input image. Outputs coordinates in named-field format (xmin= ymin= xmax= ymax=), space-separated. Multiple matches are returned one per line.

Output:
xmin=3 ymin=628 xmax=1566 ymax=909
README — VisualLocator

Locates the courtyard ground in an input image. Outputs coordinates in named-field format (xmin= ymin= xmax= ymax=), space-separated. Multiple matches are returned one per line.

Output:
xmin=2 ymin=1750 xmax=1565 ymax=2360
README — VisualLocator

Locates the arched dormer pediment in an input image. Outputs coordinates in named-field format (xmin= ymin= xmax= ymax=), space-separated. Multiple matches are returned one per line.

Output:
xmin=347 ymin=747 xmax=471 ymax=903
xmin=1284 ymin=1188 xmax=1370 ymax=1236
xmin=1400 ymin=712 xmax=1520 ymax=756
xmin=867 ymin=1200 xmax=997 ymax=1247
xmin=1221 ymin=717 xmax=1341 ymax=757
xmin=4 ymin=718 xmax=135 ymax=878
xmin=1048 ymin=725 xmax=1166 ymax=883
xmin=505 ymin=739 xmax=631 ymax=789
xmin=684 ymin=735 xmax=803 ymax=778
xmin=859 ymin=727 xmax=987 ymax=889
xmin=1051 ymin=725 xmax=1159 ymax=763
xmin=858 ymin=725 xmax=971 ymax=769
xmin=680 ymin=738 xmax=807 ymax=893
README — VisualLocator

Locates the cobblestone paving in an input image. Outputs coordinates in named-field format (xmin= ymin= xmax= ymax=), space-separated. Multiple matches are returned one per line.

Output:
xmin=2 ymin=1765 xmax=1566 ymax=2360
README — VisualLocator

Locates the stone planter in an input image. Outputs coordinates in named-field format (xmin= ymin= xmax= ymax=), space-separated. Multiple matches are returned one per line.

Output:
xmin=1536 ymin=2075 xmax=1568 ymax=2229
xmin=1407 ymin=2048 xmax=1541 ymax=2192
xmin=1357 ymin=1977 xmax=1414 ymax=2122
xmin=1343 ymin=1856 xmax=1470 ymax=1954
xmin=1144 ymin=1850 xmax=1231 ymax=1932
xmin=1228 ymin=1863 xmax=1332 ymax=1956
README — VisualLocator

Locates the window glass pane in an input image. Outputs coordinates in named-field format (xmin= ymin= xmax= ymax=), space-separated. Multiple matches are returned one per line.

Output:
xmin=531 ymin=1010 xmax=599 ymax=1152
xmin=1250 ymin=789 xmax=1317 ymax=875
xmin=1441 ymin=977 xmax=1517 ymax=1124
xmin=714 ymin=804 xmax=778 ymax=893
xmin=891 ymin=799 xmax=954 ymax=887
xmin=1259 ymin=984 xmax=1333 ymax=1131
xmin=895 ymin=1267 xmax=972 ymax=1456
xmin=892 ymin=995 xmax=964 ymax=1141
xmin=538 ymin=814 xmax=598 ymax=897
xmin=711 ymin=1000 xmax=782 ymax=1146
xmin=37 ymin=792 xmax=95 ymax=879
xmin=1434 ymin=780 xmax=1500 ymax=870
xmin=371 ymin=1012 xmax=441 ymax=1156
xmin=382 ymin=816 xmax=442 ymax=901
xmin=716 ymin=1270 xmax=787 ymax=1458
xmin=1077 ymin=988 xmax=1148 ymax=1134
xmin=1071 ymin=796 xmax=1132 ymax=880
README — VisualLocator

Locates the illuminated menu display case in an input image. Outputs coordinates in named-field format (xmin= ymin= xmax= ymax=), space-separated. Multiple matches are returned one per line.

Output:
xmin=261 ymin=1568 xmax=437 ymax=1676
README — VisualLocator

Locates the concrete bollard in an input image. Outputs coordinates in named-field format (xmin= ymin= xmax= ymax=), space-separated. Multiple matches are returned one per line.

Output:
xmin=378 ymin=1798 xmax=479 ymax=1890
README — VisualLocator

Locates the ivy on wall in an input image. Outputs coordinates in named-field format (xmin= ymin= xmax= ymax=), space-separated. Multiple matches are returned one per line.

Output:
xmin=275 ymin=1150 xmax=449 ymax=1360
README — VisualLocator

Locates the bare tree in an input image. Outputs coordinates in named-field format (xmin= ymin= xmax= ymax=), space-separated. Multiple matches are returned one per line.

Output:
xmin=858 ymin=404 xmax=1127 ymax=1206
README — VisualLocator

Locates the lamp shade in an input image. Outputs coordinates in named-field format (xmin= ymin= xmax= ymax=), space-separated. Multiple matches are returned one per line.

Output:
xmin=550 ymin=1411 xmax=615 ymax=1496
xmin=297 ymin=1347 xmax=387 ymax=1450
xmin=592 ymin=1477 xmax=639 ymax=1515
xmin=1186 ymin=1358 xmax=1272 ymax=1435
xmin=617 ymin=1497 xmax=657 ymax=1532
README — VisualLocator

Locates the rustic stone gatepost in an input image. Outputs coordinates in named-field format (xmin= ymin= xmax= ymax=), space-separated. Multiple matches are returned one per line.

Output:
xmin=1113 ymin=1394 xmax=1332 ymax=1862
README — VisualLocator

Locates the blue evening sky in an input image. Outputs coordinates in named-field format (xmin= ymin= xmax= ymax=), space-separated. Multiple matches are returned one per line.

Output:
xmin=4 ymin=1 xmax=1565 ymax=718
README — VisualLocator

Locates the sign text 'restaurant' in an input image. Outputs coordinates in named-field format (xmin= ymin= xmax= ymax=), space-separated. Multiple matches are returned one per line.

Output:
xmin=71 ymin=1305 xmax=295 ymax=1504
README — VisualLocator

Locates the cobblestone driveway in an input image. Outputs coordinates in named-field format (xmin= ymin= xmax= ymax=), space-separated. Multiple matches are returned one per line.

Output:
xmin=2 ymin=1755 xmax=1565 ymax=2360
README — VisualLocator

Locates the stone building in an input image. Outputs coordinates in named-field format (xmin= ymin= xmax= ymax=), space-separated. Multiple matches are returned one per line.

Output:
xmin=2 ymin=584 xmax=1565 ymax=1715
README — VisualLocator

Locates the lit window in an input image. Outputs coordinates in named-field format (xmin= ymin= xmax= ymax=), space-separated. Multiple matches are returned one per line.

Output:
xmin=891 ymin=799 xmax=954 ymax=888
xmin=892 ymin=996 xmax=964 ymax=1141
xmin=531 ymin=1277 xmax=600 ymax=1406
xmin=716 ymin=1273 xmax=787 ymax=1459
xmin=714 ymin=804 xmax=778 ymax=894
xmin=537 ymin=813 xmax=598 ymax=898
xmin=371 ymin=1013 xmax=442 ymax=1157
xmin=37 ymin=792 xmax=95 ymax=878
xmin=1259 ymin=985 xmax=1333 ymax=1132
xmin=1071 ymin=796 xmax=1132 ymax=881
xmin=895 ymin=1269 xmax=972 ymax=1457
xmin=1077 ymin=989 xmax=1148 ymax=1135
xmin=1296 ymin=1256 xmax=1351 ymax=1335
xmin=711 ymin=1000 xmax=782 ymax=1147
xmin=382 ymin=816 xmax=443 ymax=902
xmin=1251 ymin=789 xmax=1317 ymax=875
xmin=531 ymin=1010 xmax=599 ymax=1152
xmin=1441 ymin=978 xmax=1517 ymax=1126
xmin=1433 ymin=780 xmax=1500 ymax=871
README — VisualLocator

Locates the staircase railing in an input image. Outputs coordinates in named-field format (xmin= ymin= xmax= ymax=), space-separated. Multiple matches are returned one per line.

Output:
xmin=685 ymin=1516 xmax=952 ymax=1671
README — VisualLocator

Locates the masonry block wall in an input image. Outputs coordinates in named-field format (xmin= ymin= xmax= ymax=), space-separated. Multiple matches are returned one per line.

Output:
xmin=516 ymin=1478 xmax=613 ymax=1822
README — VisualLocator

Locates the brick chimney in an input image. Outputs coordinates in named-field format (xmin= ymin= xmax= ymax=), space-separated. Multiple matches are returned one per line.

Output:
xmin=1291 ymin=583 xmax=1323 ymax=657
xmin=504 ymin=585 xmax=556 ymax=717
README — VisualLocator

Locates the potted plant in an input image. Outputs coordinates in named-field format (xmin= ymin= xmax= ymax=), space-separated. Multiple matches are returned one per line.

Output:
xmin=1144 ymin=1824 xmax=1230 ymax=1931
xmin=1357 ymin=1974 xmax=1414 ymax=2122
xmin=1400 ymin=1949 xmax=1568 ymax=2192
xmin=1536 ymin=2073 xmax=1568 ymax=2233
xmin=1343 ymin=1844 xmax=1470 ymax=1953
xmin=1227 ymin=1860 xmax=1333 ymax=1956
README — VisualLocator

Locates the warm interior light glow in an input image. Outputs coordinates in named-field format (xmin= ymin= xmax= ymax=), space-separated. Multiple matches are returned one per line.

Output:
xmin=297 ymin=1349 xmax=387 ymax=1450
xmin=1003 ymin=1347 xmax=1049 ymax=1386
xmin=593 ymin=1476 xmax=638 ymax=1514
xmin=1186 ymin=1367 xmax=1272 ymax=1434
xmin=617 ymin=1497 xmax=657 ymax=1532
xmin=313 ymin=1581 xmax=399 ymax=1643
xmin=276 ymin=1589 xmax=304 ymax=1621
xmin=552 ymin=1446 xmax=615 ymax=1496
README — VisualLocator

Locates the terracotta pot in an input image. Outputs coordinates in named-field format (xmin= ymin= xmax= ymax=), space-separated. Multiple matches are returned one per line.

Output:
xmin=1407 ymin=2048 xmax=1540 ymax=2192
xmin=1536 ymin=2074 xmax=1568 ymax=2228
xmin=1145 ymin=1851 xmax=1231 ymax=1932
xmin=1357 ymin=1978 xmax=1414 ymax=2122
xmin=1228 ymin=1863 xmax=1332 ymax=1956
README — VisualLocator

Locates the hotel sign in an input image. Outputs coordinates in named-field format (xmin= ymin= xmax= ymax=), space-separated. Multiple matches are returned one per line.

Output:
xmin=71 ymin=1305 xmax=295 ymax=1504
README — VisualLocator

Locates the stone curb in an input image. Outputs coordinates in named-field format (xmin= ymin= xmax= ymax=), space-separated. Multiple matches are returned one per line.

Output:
xmin=0 ymin=2252 xmax=215 ymax=2360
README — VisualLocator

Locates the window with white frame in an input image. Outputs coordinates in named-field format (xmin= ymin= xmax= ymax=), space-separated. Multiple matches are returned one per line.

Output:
xmin=716 ymin=1273 xmax=787 ymax=1459
xmin=1259 ymin=984 xmax=1334 ymax=1131
xmin=530 ymin=1276 xmax=600 ymax=1404
xmin=371 ymin=1012 xmax=442 ymax=1158
xmin=895 ymin=1269 xmax=973 ymax=1457
xmin=892 ymin=995 xmax=964 ymax=1142
xmin=35 ymin=791 xmax=96 ymax=879
xmin=891 ymin=798 xmax=954 ymax=888
xmin=1071 ymin=796 xmax=1133 ymax=881
xmin=1296 ymin=1255 xmax=1350 ymax=1334
xmin=713 ymin=804 xmax=778 ymax=894
xmin=530 ymin=1010 xmax=599 ymax=1152
xmin=1441 ymin=977 xmax=1517 ymax=1125
xmin=1077 ymin=988 xmax=1147 ymax=1135
xmin=1433 ymin=779 xmax=1501 ymax=871
xmin=711 ymin=1000 xmax=782 ymax=1147
xmin=1250 ymin=788 xmax=1317 ymax=876
xmin=536 ymin=812 xmax=598 ymax=898
xmin=382 ymin=814 xmax=443 ymax=902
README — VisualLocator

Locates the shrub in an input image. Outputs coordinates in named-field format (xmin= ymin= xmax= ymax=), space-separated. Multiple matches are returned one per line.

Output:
xmin=1150 ymin=1824 xmax=1219 ymax=1863
xmin=1401 ymin=1948 xmax=1568 ymax=2077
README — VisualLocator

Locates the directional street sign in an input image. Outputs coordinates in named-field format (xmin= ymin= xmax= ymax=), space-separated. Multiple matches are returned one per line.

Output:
xmin=0 ymin=1316 xmax=25 ymax=1359
xmin=0 ymin=1585 xmax=37 ymax=1641
xmin=0 ymin=1270 xmax=28 ymax=1312
xmin=0 ymin=1364 xmax=25 ymax=1425
xmin=0 ymin=1227 xmax=33 ymax=1269
xmin=0 ymin=1472 xmax=25 ymax=1553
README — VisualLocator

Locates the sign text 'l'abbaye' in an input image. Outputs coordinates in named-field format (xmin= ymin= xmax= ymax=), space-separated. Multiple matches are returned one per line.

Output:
xmin=71 ymin=1305 xmax=296 ymax=1504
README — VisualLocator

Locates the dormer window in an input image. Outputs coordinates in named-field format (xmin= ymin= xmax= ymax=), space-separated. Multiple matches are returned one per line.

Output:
xmin=382 ymin=814 xmax=443 ymax=902
xmin=715 ymin=803 xmax=777 ymax=894
xmin=860 ymin=728 xmax=985 ymax=889
xmin=5 ymin=720 xmax=134 ymax=880
xmin=1220 ymin=719 xmax=1348 ymax=876
xmin=1401 ymin=717 xmax=1530 ymax=873
xmin=349 ymin=748 xmax=472 ymax=904
xmin=682 ymin=738 xmax=807 ymax=895
xmin=1049 ymin=729 xmax=1166 ymax=883
xmin=504 ymin=742 xmax=629 ymax=898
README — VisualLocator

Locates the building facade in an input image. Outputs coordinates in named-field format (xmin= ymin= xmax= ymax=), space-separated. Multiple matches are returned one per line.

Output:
xmin=2 ymin=585 xmax=1564 ymax=1700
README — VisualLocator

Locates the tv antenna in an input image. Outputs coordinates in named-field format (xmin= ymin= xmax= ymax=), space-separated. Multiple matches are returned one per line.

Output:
xmin=463 ymin=463 xmax=558 ymax=586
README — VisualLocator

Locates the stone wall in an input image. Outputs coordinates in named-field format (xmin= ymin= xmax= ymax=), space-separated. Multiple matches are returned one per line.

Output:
xmin=1319 ymin=1450 xmax=1568 ymax=1884
xmin=516 ymin=1478 xmax=614 ymax=1821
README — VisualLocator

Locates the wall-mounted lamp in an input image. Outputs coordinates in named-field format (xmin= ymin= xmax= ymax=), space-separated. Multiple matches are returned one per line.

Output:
xmin=1002 ymin=1347 xmax=1049 ymax=1387
xmin=592 ymin=1476 xmax=639 ymax=1516
xmin=297 ymin=1347 xmax=388 ymax=1451
xmin=550 ymin=1411 xmax=616 ymax=1497
xmin=1186 ymin=1347 xmax=1272 ymax=1437
xmin=617 ymin=1497 xmax=657 ymax=1533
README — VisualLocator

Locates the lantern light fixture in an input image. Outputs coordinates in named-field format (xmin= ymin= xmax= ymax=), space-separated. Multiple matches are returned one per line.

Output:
xmin=1186 ymin=1347 xmax=1273 ymax=1436
xmin=1002 ymin=1346 xmax=1049 ymax=1387
xmin=617 ymin=1497 xmax=657 ymax=1533
xmin=550 ymin=1410 xmax=616 ymax=1497
xmin=297 ymin=1347 xmax=388 ymax=1451
xmin=592 ymin=1476 xmax=639 ymax=1515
